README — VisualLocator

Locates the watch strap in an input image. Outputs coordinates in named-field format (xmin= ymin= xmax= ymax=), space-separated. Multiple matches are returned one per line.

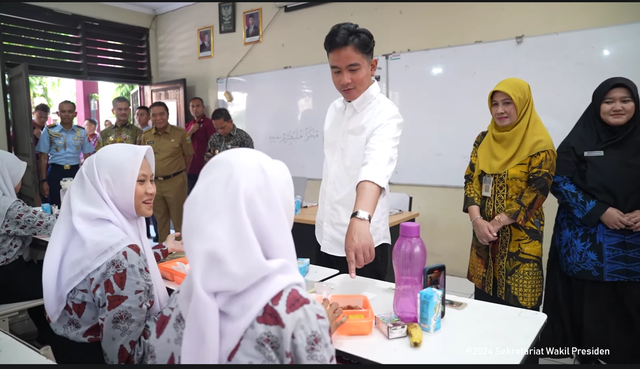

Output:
xmin=350 ymin=210 xmax=372 ymax=222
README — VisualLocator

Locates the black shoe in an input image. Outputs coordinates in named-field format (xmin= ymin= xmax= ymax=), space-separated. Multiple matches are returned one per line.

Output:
xmin=153 ymin=236 xmax=159 ymax=243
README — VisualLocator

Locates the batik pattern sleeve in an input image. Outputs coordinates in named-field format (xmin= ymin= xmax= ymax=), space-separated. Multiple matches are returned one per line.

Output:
xmin=463 ymin=131 xmax=488 ymax=212
xmin=227 ymin=285 xmax=335 ymax=364
xmin=503 ymin=150 xmax=556 ymax=226
xmin=88 ymin=244 xmax=156 ymax=364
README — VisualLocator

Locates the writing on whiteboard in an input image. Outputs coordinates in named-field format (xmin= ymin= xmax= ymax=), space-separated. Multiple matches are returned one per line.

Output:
xmin=269 ymin=127 xmax=321 ymax=145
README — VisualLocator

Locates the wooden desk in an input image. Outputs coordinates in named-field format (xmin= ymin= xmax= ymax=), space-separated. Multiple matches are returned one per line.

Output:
xmin=294 ymin=207 xmax=419 ymax=227
xmin=292 ymin=207 xmax=420 ymax=282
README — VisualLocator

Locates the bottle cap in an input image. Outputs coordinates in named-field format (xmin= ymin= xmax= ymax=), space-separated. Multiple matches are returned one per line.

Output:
xmin=399 ymin=222 xmax=420 ymax=237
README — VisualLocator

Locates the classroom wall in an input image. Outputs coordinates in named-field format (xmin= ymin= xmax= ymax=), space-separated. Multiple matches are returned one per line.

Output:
xmin=161 ymin=2 xmax=639 ymax=277
xmin=0 ymin=3 xmax=157 ymax=151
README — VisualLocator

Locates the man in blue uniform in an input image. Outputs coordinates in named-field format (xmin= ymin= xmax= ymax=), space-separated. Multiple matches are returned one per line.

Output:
xmin=36 ymin=100 xmax=95 ymax=207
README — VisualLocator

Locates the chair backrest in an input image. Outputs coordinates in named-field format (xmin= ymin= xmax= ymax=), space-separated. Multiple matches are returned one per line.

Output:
xmin=388 ymin=192 xmax=411 ymax=212
xmin=292 ymin=176 xmax=308 ymax=199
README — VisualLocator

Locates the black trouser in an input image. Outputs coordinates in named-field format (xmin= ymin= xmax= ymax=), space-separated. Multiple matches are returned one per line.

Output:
xmin=50 ymin=334 xmax=105 ymax=364
xmin=0 ymin=258 xmax=54 ymax=345
xmin=46 ymin=164 xmax=80 ymax=207
xmin=316 ymin=243 xmax=390 ymax=281
xmin=187 ymin=173 xmax=199 ymax=195
xmin=474 ymin=284 xmax=540 ymax=365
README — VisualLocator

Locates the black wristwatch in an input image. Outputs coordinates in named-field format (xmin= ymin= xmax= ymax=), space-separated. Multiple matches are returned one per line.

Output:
xmin=40 ymin=179 xmax=47 ymax=184
xmin=350 ymin=209 xmax=372 ymax=222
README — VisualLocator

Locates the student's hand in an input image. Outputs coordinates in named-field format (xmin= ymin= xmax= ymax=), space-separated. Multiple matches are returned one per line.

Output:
xmin=41 ymin=182 xmax=49 ymax=197
xmin=188 ymin=123 xmax=199 ymax=136
xmin=322 ymin=298 xmax=347 ymax=335
xmin=472 ymin=219 xmax=498 ymax=245
xmin=624 ymin=210 xmax=640 ymax=231
xmin=344 ymin=218 xmax=375 ymax=279
xmin=601 ymin=207 xmax=634 ymax=230
xmin=165 ymin=232 xmax=184 ymax=253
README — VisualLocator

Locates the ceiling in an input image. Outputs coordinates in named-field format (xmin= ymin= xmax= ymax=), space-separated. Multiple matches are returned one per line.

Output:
xmin=101 ymin=2 xmax=196 ymax=15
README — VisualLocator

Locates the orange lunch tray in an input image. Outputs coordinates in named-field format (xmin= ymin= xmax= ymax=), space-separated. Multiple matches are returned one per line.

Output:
xmin=158 ymin=257 xmax=188 ymax=285
xmin=331 ymin=294 xmax=374 ymax=336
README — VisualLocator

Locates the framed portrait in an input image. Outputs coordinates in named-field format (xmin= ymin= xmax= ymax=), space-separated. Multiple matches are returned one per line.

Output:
xmin=197 ymin=26 xmax=213 ymax=59
xmin=218 ymin=2 xmax=235 ymax=34
xmin=242 ymin=8 xmax=263 ymax=45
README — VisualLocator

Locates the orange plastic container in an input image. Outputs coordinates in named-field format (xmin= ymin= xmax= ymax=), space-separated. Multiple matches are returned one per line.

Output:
xmin=331 ymin=295 xmax=374 ymax=336
xmin=158 ymin=257 xmax=188 ymax=285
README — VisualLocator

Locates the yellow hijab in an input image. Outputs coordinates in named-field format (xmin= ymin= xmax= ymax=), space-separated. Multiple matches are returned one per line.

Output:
xmin=474 ymin=78 xmax=556 ymax=195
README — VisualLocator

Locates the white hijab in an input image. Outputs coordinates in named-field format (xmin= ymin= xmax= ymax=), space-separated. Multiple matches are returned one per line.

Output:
xmin=0 ymin=150 xmax=27 ymax=222
xmin=43 ymin=144 xmax=169 ymax=322
xmin=178 ymin=148 xmax=305 ymax=364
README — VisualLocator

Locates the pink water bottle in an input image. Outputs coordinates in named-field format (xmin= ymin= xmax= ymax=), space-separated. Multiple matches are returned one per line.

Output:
xmin=393 ymin=222 xmax=427 ymax=323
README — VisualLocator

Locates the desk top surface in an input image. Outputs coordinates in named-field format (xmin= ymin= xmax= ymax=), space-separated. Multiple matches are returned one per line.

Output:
xmin=0 ymin=330 xmax=54 ymax=364
xmin=325 ymin=274 xmax=547 ymax=364
xmin=163 ymin=264 xmax=339 ymax=291
xmin=294 ymin=207 xmax=419 ymax=227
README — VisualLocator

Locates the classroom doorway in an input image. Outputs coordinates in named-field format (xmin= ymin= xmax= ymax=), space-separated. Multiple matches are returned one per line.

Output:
xmin=5 ymin=62 xmax=188 ymax=206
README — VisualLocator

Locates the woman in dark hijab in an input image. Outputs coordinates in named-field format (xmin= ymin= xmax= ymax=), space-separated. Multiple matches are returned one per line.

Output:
xmin=540 ymin=77 xmax=640 ymax=364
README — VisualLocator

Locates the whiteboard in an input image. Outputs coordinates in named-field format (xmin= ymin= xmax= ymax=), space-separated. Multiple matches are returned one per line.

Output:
xmin=388 ymin=21 xmax=640 ymax=187
xmin=217 ymin=56 xmax=388 ymax=179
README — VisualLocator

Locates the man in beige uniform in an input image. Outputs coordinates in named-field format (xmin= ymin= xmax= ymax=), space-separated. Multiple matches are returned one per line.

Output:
xmin=142 ymin=101 xmax=194 ymax=242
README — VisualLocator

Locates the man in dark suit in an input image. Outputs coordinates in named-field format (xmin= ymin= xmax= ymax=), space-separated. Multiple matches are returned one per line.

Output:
xmin=200 ymin=32 xmax=211 ymax=53
xmin=245 ymin=14 xmax=259 ymax=38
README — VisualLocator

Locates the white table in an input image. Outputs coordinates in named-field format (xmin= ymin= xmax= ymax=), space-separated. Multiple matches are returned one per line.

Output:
xmin=0 ymin=299 xmax=45 ymax=332
xmin=34 ymin=235 xmax=50 ymax=242
xmin=163 ymin=264 xmax=339 ymax=291
xmin=0 ymin=329 xmax=55 ymax=364
xmin=325 ymin=274 xmax=547 ymax=365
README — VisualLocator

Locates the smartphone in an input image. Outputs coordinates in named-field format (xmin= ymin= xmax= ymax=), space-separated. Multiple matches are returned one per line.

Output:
xmin=423 ymin=264 xmax=446 ymax=318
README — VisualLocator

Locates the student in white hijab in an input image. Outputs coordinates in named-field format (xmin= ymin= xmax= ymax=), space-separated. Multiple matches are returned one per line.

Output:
xmin=143 ymin=149 xmax=338 ymax=364
xmin=0 ymin=150 xmax=57 ymax=346
xmin=42 ymin=144 xmax=183 ymax=364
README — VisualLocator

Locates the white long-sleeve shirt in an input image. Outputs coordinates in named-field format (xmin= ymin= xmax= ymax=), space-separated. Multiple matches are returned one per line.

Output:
xmin=315 ymin=81 xmax=404 ymax=257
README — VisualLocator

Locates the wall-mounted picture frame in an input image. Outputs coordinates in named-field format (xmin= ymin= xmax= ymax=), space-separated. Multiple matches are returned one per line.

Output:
xmin=197 ymin=25 xmax=213 ymax=59
xmin=243 ymin=8 xmax=263 ymax=45
xmin=218 ymin=2 xmax=235 ymax=34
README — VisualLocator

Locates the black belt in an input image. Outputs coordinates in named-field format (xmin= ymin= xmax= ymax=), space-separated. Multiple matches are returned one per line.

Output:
xmin=155 ymin=170 xmax=184 ymax=181
xmin=50 ymin=164 xmax=80 ymax=170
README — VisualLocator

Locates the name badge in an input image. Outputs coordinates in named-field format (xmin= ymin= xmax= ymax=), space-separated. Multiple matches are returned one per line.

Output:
xmin=584 ymin=151 xmax=604 ymax=157
xmin=482 ymin=175 xmax=493 ymax=197
xmin=147 ymin=141 xmax=155 ymax=144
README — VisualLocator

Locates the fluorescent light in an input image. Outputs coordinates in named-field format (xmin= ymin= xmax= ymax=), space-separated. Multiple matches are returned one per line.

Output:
xmin=432 ymin=67 xmax=443 ymax=75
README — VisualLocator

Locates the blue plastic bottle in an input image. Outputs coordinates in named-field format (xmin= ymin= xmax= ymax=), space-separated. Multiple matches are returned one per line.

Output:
xmin=392 ymin=222 xmax=427 ymax=323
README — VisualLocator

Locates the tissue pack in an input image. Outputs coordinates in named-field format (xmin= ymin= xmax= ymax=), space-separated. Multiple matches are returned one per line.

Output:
xmin=418 ymin=287 xmax=442 ymax=333
xmin=297 ymin=258 xmax=310 ymax=277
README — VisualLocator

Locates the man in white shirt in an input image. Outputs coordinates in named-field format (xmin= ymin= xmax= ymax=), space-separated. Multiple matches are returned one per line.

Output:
xmin=315 ymin=22 xmax=404 ymax=280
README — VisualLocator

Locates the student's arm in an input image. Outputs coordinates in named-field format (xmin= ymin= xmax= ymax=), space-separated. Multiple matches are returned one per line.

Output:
xmin=90 ymin=245 xmax=157 ymax=364
xmin=3 ymin=200 xmax=58 ymax=236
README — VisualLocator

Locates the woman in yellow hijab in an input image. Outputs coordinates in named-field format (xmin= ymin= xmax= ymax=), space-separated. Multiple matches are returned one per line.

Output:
xmin=462 ymin=78 xmax=556 ymax=320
